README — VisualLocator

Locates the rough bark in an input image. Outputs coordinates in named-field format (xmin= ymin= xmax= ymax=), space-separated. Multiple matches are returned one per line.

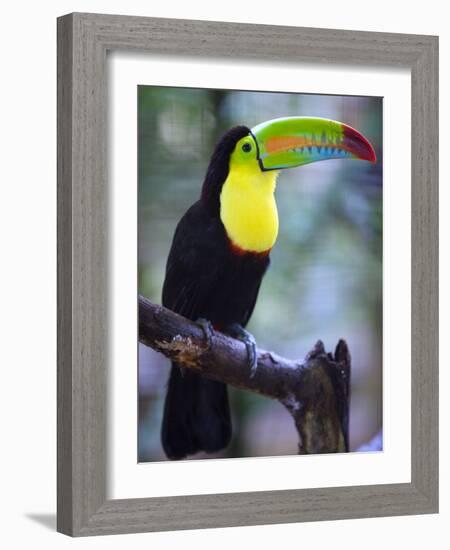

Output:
xmin=139 ymin=294 xmax=351 ymax=454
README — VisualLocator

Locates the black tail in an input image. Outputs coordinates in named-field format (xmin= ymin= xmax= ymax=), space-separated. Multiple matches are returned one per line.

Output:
xmin=161 ymin=363 xmax=232 ymax=460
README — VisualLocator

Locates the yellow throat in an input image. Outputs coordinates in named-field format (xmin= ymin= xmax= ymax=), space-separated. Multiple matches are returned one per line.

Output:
xmin=220 ymin=160 xmax=279 ymax=253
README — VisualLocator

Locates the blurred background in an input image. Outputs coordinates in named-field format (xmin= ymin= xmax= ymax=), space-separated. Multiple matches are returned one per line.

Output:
xmin=138 ymin=85 xmax=382 ymax=462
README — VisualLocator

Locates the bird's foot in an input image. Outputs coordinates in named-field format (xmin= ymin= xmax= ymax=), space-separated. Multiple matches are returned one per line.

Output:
xmin=224 ymin=323 xmax=258 ymax=378
xmin=196 ymin=318 xmax=215 ymax=350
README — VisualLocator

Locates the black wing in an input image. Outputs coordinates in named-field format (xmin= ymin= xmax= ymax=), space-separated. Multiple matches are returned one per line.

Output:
xmin=162 ymin=201 xmax=223 ymax=321
xmin=161 ymin=201 xmax=232 ymax=459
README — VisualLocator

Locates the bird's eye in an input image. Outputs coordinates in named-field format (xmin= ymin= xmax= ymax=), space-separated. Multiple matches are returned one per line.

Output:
xmin=242 ymin=142 xmax=252 ymax=153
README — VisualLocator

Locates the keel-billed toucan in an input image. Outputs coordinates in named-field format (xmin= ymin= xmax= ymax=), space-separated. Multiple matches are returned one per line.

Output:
xmin=161 ymin=116 xmax=376 ymax=460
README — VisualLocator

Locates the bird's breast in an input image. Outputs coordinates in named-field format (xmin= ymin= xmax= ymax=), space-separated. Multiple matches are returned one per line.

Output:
xmin=219 ymin=170 xmax=279 ymax=254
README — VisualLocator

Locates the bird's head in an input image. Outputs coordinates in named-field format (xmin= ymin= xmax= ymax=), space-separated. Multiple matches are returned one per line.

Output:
xmin=201 ymin=117 xmax=376 ymax=254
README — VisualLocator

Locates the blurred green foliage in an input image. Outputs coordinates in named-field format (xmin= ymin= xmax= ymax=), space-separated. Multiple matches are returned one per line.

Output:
xmin=138 ymin=86 xmax=383 ymax=461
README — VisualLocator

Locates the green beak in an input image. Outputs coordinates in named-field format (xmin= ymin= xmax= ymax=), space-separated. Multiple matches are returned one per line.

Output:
xmin=251 ymin=116 xmax=376 ymax=171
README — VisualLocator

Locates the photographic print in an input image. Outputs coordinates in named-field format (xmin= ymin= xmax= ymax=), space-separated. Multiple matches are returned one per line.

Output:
xmin=138 ymin=85 xmax=382 ymax=462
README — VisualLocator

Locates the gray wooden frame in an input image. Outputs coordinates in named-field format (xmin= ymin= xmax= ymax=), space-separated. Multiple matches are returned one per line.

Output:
xmin=57 ymin=12 xmax=438 ymax=537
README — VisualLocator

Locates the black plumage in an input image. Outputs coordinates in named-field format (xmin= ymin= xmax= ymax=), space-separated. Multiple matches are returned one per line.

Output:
xmin=161 ymin=126 xmax=270 ymax=460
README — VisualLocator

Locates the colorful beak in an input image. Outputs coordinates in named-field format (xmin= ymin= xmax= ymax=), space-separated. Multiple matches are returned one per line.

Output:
xmin=251 ymin=116 xmax=376 ymax=171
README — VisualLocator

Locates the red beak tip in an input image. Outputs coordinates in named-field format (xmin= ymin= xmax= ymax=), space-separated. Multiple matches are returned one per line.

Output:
xmin=342 ymin=124 xmax=377 ymax=164
xmin=367 ymin=149 xmax=377 ymax=163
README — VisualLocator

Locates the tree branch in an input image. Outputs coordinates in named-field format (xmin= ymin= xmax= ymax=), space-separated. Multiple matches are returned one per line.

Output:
xmin=139 ymin=294 xmax=351 ymax=454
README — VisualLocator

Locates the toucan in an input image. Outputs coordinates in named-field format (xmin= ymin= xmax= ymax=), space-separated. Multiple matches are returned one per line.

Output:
xmin=161 ymin=116 xmax=376 ymax=460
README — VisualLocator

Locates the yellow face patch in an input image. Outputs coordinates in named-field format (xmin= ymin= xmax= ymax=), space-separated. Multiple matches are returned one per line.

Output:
xmin=220 ymin=135 xmax=279 ymax=253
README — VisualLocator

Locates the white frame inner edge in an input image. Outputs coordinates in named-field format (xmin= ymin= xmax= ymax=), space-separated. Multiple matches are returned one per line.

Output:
xmin=108 ymin=51 xmax=411 ymax=499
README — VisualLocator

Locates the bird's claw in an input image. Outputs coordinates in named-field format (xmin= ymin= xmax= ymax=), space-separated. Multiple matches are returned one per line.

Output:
xmin=225 ymin=323 xmax=258 ymax=378
xmin=196 ymin=318 xmax=215 ymax=350
xmin=245 ymin=339 xmax=258 ymax=378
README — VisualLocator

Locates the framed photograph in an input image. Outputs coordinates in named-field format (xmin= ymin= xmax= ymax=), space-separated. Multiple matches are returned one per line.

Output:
xmin=57 ymin=13 xmax=438 ymax=536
